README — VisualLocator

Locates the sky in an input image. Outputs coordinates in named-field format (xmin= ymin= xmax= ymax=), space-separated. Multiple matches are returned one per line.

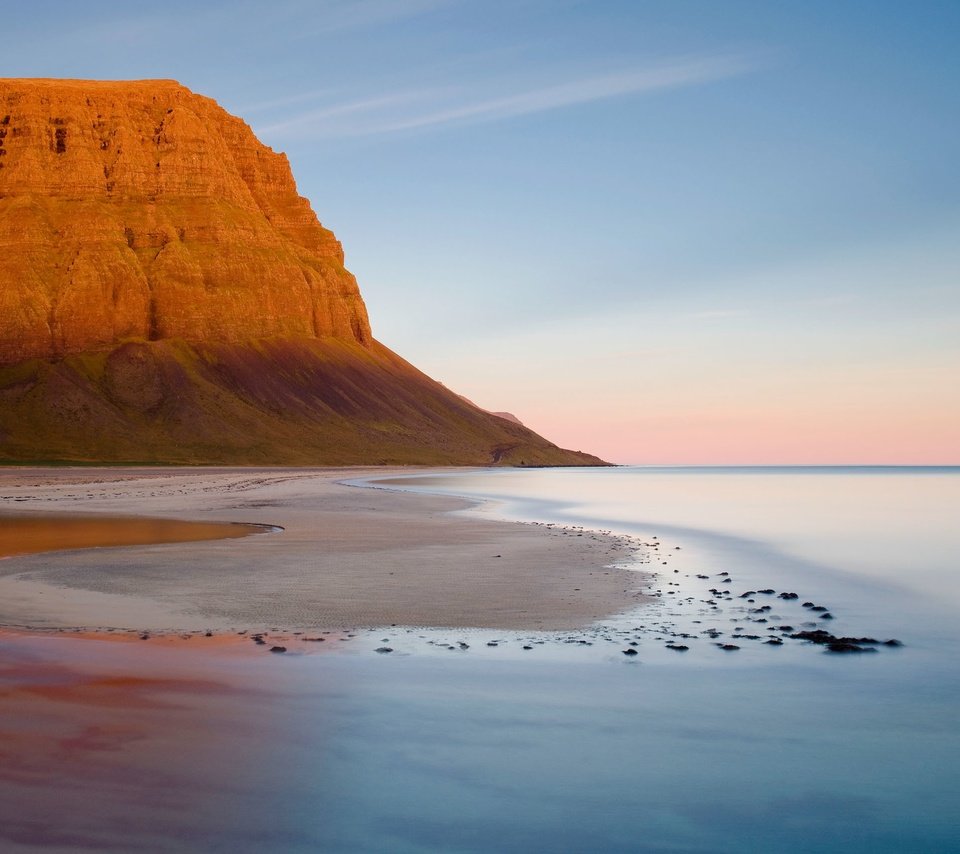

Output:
xmin=6 ymin=0 xmax=959 ymax=463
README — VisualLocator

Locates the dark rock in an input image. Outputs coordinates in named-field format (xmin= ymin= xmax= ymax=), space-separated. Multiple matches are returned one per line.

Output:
xmin=716 ymin=643 xmax=740 ymax=651
xmin=820 ymin=612 xmax=834 ymax=619
xmin=791 ymin=630 xmax=885 ymax=647
xmin=758 ymin=589 xmax=775 ymax=595
xmin=739 ymin=591 xmax=757 ymax=598
xmin=666 ymin=644 xmax=689 ymax=651
xmin=790 ymin=629 xmax=833 ymax=643
xmin=623 ymin=648 xmax=639 ymax=656
xmin=826 ymin=642 xmax=875 ymax=653
xmin=765 ymin=638 xmax=784 ymax=645
xmin=883 ymin=639 xmax=904 ymax=647
xmin=778 ymin=592 xmax=799 ymax=600
xmin=375 ymin=646 xmax=393 ymax=654
xmin=269 ymin=645 xmax=287 ymax=653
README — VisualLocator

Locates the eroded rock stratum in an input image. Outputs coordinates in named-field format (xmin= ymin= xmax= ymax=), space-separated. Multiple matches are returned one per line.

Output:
xmin=0 ymin=78 xmax=369 ymax=364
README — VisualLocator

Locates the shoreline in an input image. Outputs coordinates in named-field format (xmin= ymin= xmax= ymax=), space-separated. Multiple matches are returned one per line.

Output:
xmin=0 ymin=466 xmax=651 ymax=634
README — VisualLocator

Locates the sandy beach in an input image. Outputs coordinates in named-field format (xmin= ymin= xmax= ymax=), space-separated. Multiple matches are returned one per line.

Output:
xmin=0 ymin=467 xmax=648 ymax=633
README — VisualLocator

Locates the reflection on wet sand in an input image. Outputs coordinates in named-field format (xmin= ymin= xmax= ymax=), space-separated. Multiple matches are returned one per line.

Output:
xmin=0 ymin=514 xmax=262 ymax=560
xmin=0 ymin=632 xmax=303 ymax=852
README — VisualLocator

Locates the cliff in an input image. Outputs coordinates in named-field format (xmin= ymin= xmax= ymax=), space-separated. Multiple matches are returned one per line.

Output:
xmin=0 ymin=79 xmax=605 ymax=466
xmin=0 ymin=78 xmax=369 ymax=364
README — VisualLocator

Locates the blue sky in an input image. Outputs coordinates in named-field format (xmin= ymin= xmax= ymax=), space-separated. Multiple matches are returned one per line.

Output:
xmin=6 ymin=1 xmax=959 ymax=462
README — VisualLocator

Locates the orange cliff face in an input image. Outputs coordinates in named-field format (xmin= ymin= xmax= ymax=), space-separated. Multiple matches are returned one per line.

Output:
xmin=0 ymin=78 xmax=371 ymax=364
xmin=0 ymin=78 xmax=607 ymax=466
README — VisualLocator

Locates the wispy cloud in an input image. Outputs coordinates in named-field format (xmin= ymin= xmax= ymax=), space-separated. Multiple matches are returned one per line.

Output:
xmin=237 ymin=89 xmax=338 ymax=114
xmin=291 ymin=0 xmax=456 ymax=35
xmin=259 ymin=90 xmax=447 ymax=135
xmin=378 ymin=54 xmax=755 ymax=133
xmin=256 ymin=52 xmax=759 ymax=140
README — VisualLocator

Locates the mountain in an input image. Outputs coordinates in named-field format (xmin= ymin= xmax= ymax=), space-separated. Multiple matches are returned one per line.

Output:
xmin=0 ymin=79 xmax=605 ymax=466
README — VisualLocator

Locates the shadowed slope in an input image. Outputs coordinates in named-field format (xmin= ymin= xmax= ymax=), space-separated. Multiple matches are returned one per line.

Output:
xmin=0 ymin=337 xmax=605 ymax=465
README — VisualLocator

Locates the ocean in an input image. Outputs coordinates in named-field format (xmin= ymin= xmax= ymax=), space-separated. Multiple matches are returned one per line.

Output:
xmin=2 ymin=466 xmax=958 ymax=852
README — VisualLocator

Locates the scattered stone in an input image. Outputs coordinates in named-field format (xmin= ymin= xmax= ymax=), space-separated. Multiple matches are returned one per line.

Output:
xmin=716 ymin=643 xmax=740 ymax=651
xmin=622 ymin=648 xmax=639 ymax=656
xmin=826 ymin=642 xmax=875 ymax=653
xmin=375 ymin=646 xmax=393 ymax=654
xmin=790 ymin=629 xmax=883 ymax=648
xmin=269 ymin=646 xmax=287 ymax=653
xmin=778 ymin=592 xmax=799 ymax=600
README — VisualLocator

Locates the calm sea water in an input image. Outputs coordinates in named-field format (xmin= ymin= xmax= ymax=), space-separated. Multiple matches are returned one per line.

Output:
xmin=371 ymin=466 xmax=960 ymax=641
xmin=2 ymin=467 xmax=958 ymax=853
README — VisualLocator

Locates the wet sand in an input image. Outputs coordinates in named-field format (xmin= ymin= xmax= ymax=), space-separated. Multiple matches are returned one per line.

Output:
xmin=0 ymin=468 xmax=648 ymax=632
xmin=0 ymin=514 xmax=262 ymax=560
xmin=0 ymin=629 xmax=291 ymax=852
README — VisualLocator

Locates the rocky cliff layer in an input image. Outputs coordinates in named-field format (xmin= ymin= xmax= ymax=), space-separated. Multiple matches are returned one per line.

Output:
xmin=0 ymin=79 xmax=605 ymax=466
xmin=0 ymin=78 xmax=369 ymax=364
